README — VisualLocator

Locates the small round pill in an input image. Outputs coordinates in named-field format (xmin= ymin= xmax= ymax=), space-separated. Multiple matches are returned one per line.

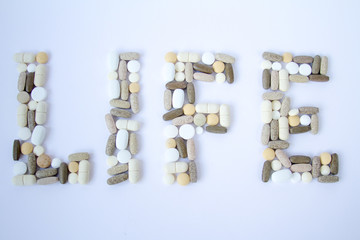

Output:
xmin=51 ymin=158 xmax=62 ymax=168
xmin=213 ymin=61 xmax=225 ymax=73
xmin=263 ymin=148 xmax=275 ymax=161
xmin=183 ymin=104 xmax=195 ymax=116
xmin=175 ymin=62 xmax=185 ymax=72
xmin=165 ymin=148 xmax=179 ymax=162
xmin=127 ymin=60 xmax=140 ymax=73
xmin=194 ymin=114 xmax=206 ymax=126
xmin=288 ymin=115 xmax=300 ymax=127
xmin=272 ymin=100 xmax=281 ymax=111
xmin=37 ymin=154 xmax=51 ymax=168
xmin=108 ymin=71 xmax=118 ymax=80
xmin=179 ymin=124 xmax=195 ymax=140
xmin=175 ymin=72 xmax=185 ymax=81
xmin=215 ymin=73 xmax=226 ymax=83
xmin=28 ymin=100 xmax=38 ymax=111
xmin=283 ymin=52 xmax=293 ymax=63
xmin=166 ymin=138 xmax=176 ymax=148
xmin=286 ymin=62 xmax=299 ymax=74
xmin=17 ymin=63 xmax=27 ymax=73
xmin=36 ymin=52 xmax=49 ymax=64
xmin=163 ymin=173 xmax=175 ymax=185
xmin=165 ymin=52 xmax=177 ymax=63
xmin=13 ymin=162 xmax=27 ymax=175
xmin=68 ymin=173 xmax=78 ymax=184
xmin=288 ymin=108 xmax=299 ymax=116
xmin=21 ymin=142 xmax=33 ymax=155
xmin=300 ymin=115 xmax=311 ymax=126
xmin=299 ymin=64 xmax=312 ymax=76
xmin=129 ymin=73 xmax=140 ymax=82
xmin=320 ymin=152 xmax=331 ymax=165
xmin=17 ymin=92 xmax=30 ymax=104
xmin=261 ymin=60 xmax=272 ymax=70
xmin=31 ymin=87 xmax=47 ymax=101
xmin=202 ymin=52 xmax=215 ymax=65
xmin=272 ymin=62 xmax=282 ymax=71
xmin=177 ymin=173 xmax=190 ymax=186
xmin=272 ymin=111 xmax=280 ymax=120
xmin=18 ymin=127 xmax=31 ymax=140
xmin=68 ymin=161 xmax=79 ymax=173
xmin=27 ymin=64 xmax=36 ymax=73
xmin=320 ymin=165 xmax=331 ymax=176
xmin=33 ymin=145 xmax=45 ymax=156
xmin=291 ymin=172 xmax=301 ymax=183
xmin=117 ymin=150 xmax=132 ymax=163
xmin=271 ymin=160 xmax=282 ymax=171
xmin=196 ymin=126 xmax=204 ymax=135
xmin=301 ymin=172 xmax=313 ymax=183
xmin=106 ymin=156 xmax=118 ymax=167
xmin=129 ymin=82 xmax=140 ymax=93
xmin=164 ymin=125 xmax=178 ymax=138
xmin=207 ymin=114 xmax=219 ymax=126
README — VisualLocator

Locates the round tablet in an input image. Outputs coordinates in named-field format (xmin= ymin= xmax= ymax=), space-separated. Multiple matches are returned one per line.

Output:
xmin=215 ymin=73 xmax=226 ymax=83
xmin=27 ymin=63 xmax=36 ymax=73
xmin=51 ymin=158 xmax=62 ymax=168
xmin=18 ymin=127 xmax=31 ymax=140
xmin=283 ymin=52 xmax=293 ymax=63
xmin=272 ymin=61 xmax=282 ymax=71
xmin=177 ymin=173 xmax=190 ymax=186
xmin=291 ymin=172 xmax=301 ymax=183
xmin=28 ymin=100 xmax=38 ymax=110
xmin=320 ymin=165 xmax=331 ymax=176
xmin=129 ymin=82 xmax=140 ymax=93
xmin=21 ymin=142 xmax=33 ymax=155
xmin=129 ymin=73 xmax=140 ymax=82
xmin=163 ymin=125 xmax=178 ymax=138
xmin=288 ymin=115 xmax=300 ymax=127
xmin=288 ymin=108 xmax=299 ymax=116
xmin=163 ymin=173 xmax=175 ymax=185
xmin=108 ymin=71 xmax=118 ymax=80
xmin=183 ymin=104 xmax=195 ymax=116
xmin=166 ymin=138 xmax=176 ymax=148
xmin=263 ymin=148 xmax=275 ymax=161
xmin=36 ymin=52 xmax=48 ymax=64
xmin=33 ymin=145 xmax=45 ymax=156
xmin=127 ymin=60 xmax=140 ymax=73
xmin=207 ymin=114 xmax=219 ymax=126
xmin=299 ymin=64 xmax=311 ymax=76
xmin=106 ymin=156 xmax=118 ymax=167
xmin=301 ymin=172 xmax=313 ymax=183
xmin=202 ymin=52 xmax=215 ymax=65
xmin=37 ymin=154 xmax=51 ymax=168
xmin=261 ymin=60 xmax=272 ymax=70
xmin=17 ymin=63 xmax=27 ymax=73
xmin=165 ymin=52 xmax=177 ymax=63
xmin=271 ymin=160 xmax=282 ymax=171
xmin=13 ymin=162 xmax=27 ymax=175
xmin=175 ymin=62 xmax=185 ymax=72
xmin=320 ymin=152 xmax=331 ymax=165
xmin=179 ymin=124 xmax=195 ymax=140
xmin=300 ymin=115 xmax=311 ymax=126
xmin=68 ymin=161 xmax=79 ymax=173
xmin=194 ymin=114 xmax=206 ymax=126
xmin=31 ymin=87 xmax=47 ymax=101
xmin=272 ymin=100 xmax=281 ymax=111
xmin=117 ymin=150 xmax=132 ymax=163
xmin=272 ymin=110 xmax=280 ymax=120
xmin=213 ymin=61 xmax=225 ymax=73
xmin=196 ymin=126 xmax=204 ymax=135
xmin=175 ymin=72 xmax=185 ymax=82
xmin=17 ymin=92 xmax=30 ymax=104
xmin=68 ymin=173 xmax=78 ymax=184
xmin=286 ymin=62 xmax=299 ymax=74
xmin=165 ymin=148 xmax=179 ymax=162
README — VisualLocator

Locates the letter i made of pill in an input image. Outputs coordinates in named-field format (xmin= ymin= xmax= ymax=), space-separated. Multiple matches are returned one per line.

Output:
xmin=162 ymin=51 xmax=234 ymax=186
xmin=260 ymin=52 xmax=338 ymax=184
xmin=12 ymin=52 xmax=91 ymax=186
xmin=106 ymin=51 xmax=141 ymax=185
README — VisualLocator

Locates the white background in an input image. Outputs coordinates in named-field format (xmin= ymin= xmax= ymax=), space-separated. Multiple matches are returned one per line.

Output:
xmin=1 ymin=0 xmax=359 ymax=239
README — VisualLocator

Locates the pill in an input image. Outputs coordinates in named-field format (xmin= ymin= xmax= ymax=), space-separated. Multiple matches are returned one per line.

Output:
xmin=279 ymin=69 xmax=289 ymax=92
xmin=12 ymin=175 xmax=36 ymax=186
xmin=129 ymin=73 xmax=139 ymax=83
xmin=206 ymin=125 xmax=227 ymax=134
xmin=262 ymin=52 xmax=282 ymax=62
xmin=14 ymin=53 xmax=25 ymax=63
xmin=166 ymin=138 xmax=176 ymax=148
xmin=288 ymin=109 xmax=299 ymax=116
xmin=185 ymin=62 xmax=193 ymax=82
xmin=110 ymin=108 xmax=132 ymax=118
xmin=127 ymin=60 xmax=140 ymax=73
xmin=272 ymin=111 xmax=280 ymax=120
xmin=275 ymin=149 xmax=291 ymax=168
xmin=164 ymin=125 xmax=178 ymax=138
xmin=290 ymin=155 xmax=311 ymax=164
xmin=320 ymin=56 xmax=328 ymax=75
xmin=175 ymin=72 xmax=185 ymax=81
xmin=289 ymin=126 xmax=311 ymax=134
xmin=179 ymin=124 xmax=195 ymax=140
xmin=290 ymin=164 xmax=312 ymax=173
xmin=18 ymin=64 xmax=27 ymax=73
xmin=172 ymin=89 xmax=185 ymax=109
xmin=163 ymin=173 xmax=175 ymax=185
xmin=309 ymin=75 xmax=329 ymax=82
xmin=215 ymin=53 xmax=235 ymax=63
xmin=17 ymin=91 xmax=30 ymax=104
xmin=13 ymin=140 xmax=21 ymax=160
xmin=36 ymin=168 xmax=57 ymax=178
xmin=129 ymin=83 xmax=140 ymax=94
xmin=117 ymin=60 xmax=127 ymax=80
xmin=122 ymin=135 xmax=135 ymax=159
xmin=193 ymin=63 xmax=213 ymax=74
xmin=312 ymin=55 xmax=321 ymax=74
xmin=51 ymin=157 xmax=61 ymax=168
xmin=105 ymin=134 xmax=116 ymax=156
xmin=320 ymin=165 xmax=330 ymax=176
xmin=68 ymin=173 xmax=78 ymax=184
xmin=261 ymin=124 xmax=270 ymax=145
xmin=165 ymin=148 xmax=179 ymax=162
xmin=311 ymin=156 xmax=321 ymax=178
xmin=31 ymin=87 xmax=47 ymax=102
xmin=187 ymin=82 xmax=195 ymax=104
xmin=318 ymin=175 xmax=339 ymax=183
xmin=106 ymin=156 xmax=118 ymax=167
xmin=165 ymin=52 xmax=177 ymax=63
xmin=330 ymin=153 xmax=339 ymax=175
xmin=219 ymin=104 xmax=231 ymax=127
xmin=225 ymin=63 xmax=234 ymax=84
xmin=35 ymin=101 xmax=47 ymax=125
xmin=163 ymin=89 xmax=172 ymax=110
xmin=288 ymin=115 xmax=300 ymax=127
xmin=116 ymin=129 xmax=129 ymax=150
xmin=271 ymin=160 xmax=282 ymax=171
xmin=291 ymin=172 xmax=301 ymax=183
xmin=117 ymin=150 xmax=131 ymax=163
xmin=107 ymin=164 xmax=128 ymax=175
xmin=58 ymin=162 xmax=68 ymax=184
xmin=27 ymin=64 xmax=36 ymax=73
xmin=196 ymin=103 xmax=220 ymax=115
xmin=270 ymin=120 xmax=278 ymax=140
xmin=35 ymin=52 xmax=48 ymax=64
xmin=289 ymin=75 xmax=309 ymax=83
xmin=272 ymin=62 xmax=282 ymax=71
xmin=165 ymin=162 xmax=188 ymax=173
xmin=282 ymin=52 xmax=292 ymax=63
xmin=196 ymin=127 xmax=203 ymax=135
xmin=271 ymin=169 xmax=292 ymax=183
xmin=261 ymin=100 xmax=272 ymax=123
xmin=268 ymin=140 xmax=289 ymax=149
xmin=18 ymin=127 xmax=31 ymax=141
xmin=213 ymin=61 xmax=225 ymax=73
xmin=262 ymin=92 xmax=284 ymax=101
xmin=177 ymin=52 xmax=189 ymax=62
xmin=300 ymin=115 xmax=311 ymax=126
xmin=13 ymin=162 xmax=27 ymax=175
xmin=37 ymin=154 xmax=51 ymax=168
xmin=262 ymin=161 xmax=271 ymax=182
xmin=120 ymin=52 xmax=139 ymax=60
xmin=299 ymin=107 xmax=319 ymax=115
xmin=215 ymin=73 xmax=226 ymax=83
xmin=286 ymin=62 xmax=299 ymax=74
xmin=68 ymin=161 xmax=79 ymax=173
xmin=299 ymin=64 xmax=312 ymax=76
xmin=129 ymin=159 xmax=141 ymax=184
xmin=18 ymin=72 xmax=26 ymax=91
xmin=261 ymin=60 xmax=272 ymax=70
xmin=207 ymin=114 xmax=219 ymax=126
xmin=172 ymin=115 xmax=194 ymax=126
xmin=68 ymin=152 xmax=90 ymax=162
xmin=105 ymin=114 xmax=117 ymax=134
xmin=263 ymin=148 xmax=275 ymax=160
xmin=175 ymin=62 xmax=185 ymax=73
xmin=262 ymin=69 xmax=270 ymax=89
xmin=25 ymin=72 xmax=35 ymax=93
xmin=194 ymin=113 xmax=206 ymax=126
xmin=28 ymin=100 xmax=37 ymax=111
xmin=37 ymin=177 xmax=58 ymax=185
xmin=177 ymin=173 xmax=190 ymax=186
xmin=163 ymin=108 xmax=184 ymax=121
xmin=310 ymin=114 xmax=319 ymax=134
xmin=187 ymin=139 xmax=196 ymax=160
xmin=22 ymin=52 xmax=35 ymax=63
xmin=116 ymin=119 xmax=140 ymax=131
xmin=193 ymin=72 xmax=215 ymax=82
xmin=175 ymin=138 xmax=187 ymax=158
xmin=166 ymin=81 xmax=187 ymax=90
xmin=34 ymin=64 xmax=47 ymax=87
xmin=120 ymin=80 xmax=129 ymax=100
xmin=271 ymin=70 xmax=279 ymax=90
xmin=320 ymin=152 xmax=331 ymax=165
xmin=280 ymin=96 xmax=290 ymax=117
xmin=202 ymin=52 xmax=215 ymax=65
xmin=107 ymin=51 xmax=119 ymax=71
xmin=109 ymin=99 xmax=130 ymax=109
xmin=21 ymin=142 xmax=33 ymax=155
xmin=108 ymin=80 xmax=120 ymax=99
xmin=183 ymin=104 xmax=196 ymax=116
xmin=78 ymin=160 xmax=90 ymax=184
xmin=27 ymin=153 xmax=36 ymax=174
xmin=130 ymin=93 xmax=140 ymax=114
xmin=293 ymin=56 xmax=313 ymax=64
xmin=302 ymin=172 xmax=312 ymax=183
xmin=189 ymin=161 xmax=197 ymax=183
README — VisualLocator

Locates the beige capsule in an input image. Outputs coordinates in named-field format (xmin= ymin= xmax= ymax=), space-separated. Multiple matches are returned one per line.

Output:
xmin=261 ymin=123 xmax=270 ymax=145
xmin=215 ymin=53 xmax=235 ymax=63
xmin=268 ymin=140 xmax=289 ymax=149
xmin=185 ymin=62 xmax=193 ymax=82
xmin=129 ymin=133 xmax=138 ymax=155
xmin=12 ymin=175 xmax=36 ymax=186
xmin=120 ymin=52 xmax=139 ymax=60
xmin=34 ymin=64 xmax=47 ymax=87
xmin=193 ymin=72 xmax=215 ymax=82
xmin=110 ymin=99 xmax=130 ymax=109
xmin=320 ymin=56 xmax=328 ymax=75
xmin=293 ymin=56 xmax=313 ymax=64
xmin=68 ymin=152 xmax=90 ymax=162
xmin=120 ymin=80 xmax=129 ymax=100
xmin=130 ymin=93 xmax=139 ymax=114
xmin=270 ymin=120 xmax=279 ymax=141
xmin=280 ymin=97 xmax=290 ymax=117
xmin=129 ymin=159 xmax=141 ymax=184
xmin=289 ymin=75 xmax=309 ymax=83
xmin=262 ymin=52 xmax=282 ymax=62
xmin=105 ymin=113 xmax=117 ymax=134
xmin=17 ymin=104 xmax=28 ymax=127
xmin=37 ymin=177 xmax=59 ymax=185
xmin=262 ymin=92 xmax=284 ymax=101
xmin=275 ymin=149 xmax=291 ymax=168
xmin=107 ymin=164 xmax=128 ymax=175
xmin=312 ymin=55 xmax=321 ymax=74
xmin=311 ymin=114 xmax=319 ymax=134
xmin=189 ymin=161 xmax=197 ymax=183
xmin=278 ymin=117 xmax=289 ymax=140
xmin=164 ymin=89 xmax=172 ymax=110
xmin=299 ymin=107 xmax=319 ymax=114
xmin=78 ymin=160 xmax=90 ymax=184
xmin=262 ymin=69 xmax=270 ymax=90
xmin=290 ymin=164 xmax=312 ymax=172
xmin=271 ymin=70 xmax=279 ymax=90
xmin=187 ymin=138 xmax=196 ymax=160
xmin=312 ymin=156 xmax=321 ymax=178
xmin=118 ymin=60 xmax=127 ymax=80
xmin=110 ymin=108 xmax=132 ymax=118
xmin=172 ymin=115 xmax=193 ymax=126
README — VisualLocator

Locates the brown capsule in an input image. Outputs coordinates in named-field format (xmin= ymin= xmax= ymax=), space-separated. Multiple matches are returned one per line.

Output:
xmin=129 ymin=133 xmax=138 ymax=155
xmin=225 ymin=63 xmax=234 ymax=84
xmin=262 ymin=161 xmax=271 ymax=182
xmin=309 ymin=75 xmax=329 ymax=82
xmin=118 ymin=60 xmax=127 ymax=80
xmin=268 ymin=140 xmax=289 ymax=149
xmin=175 ymin=138 xmax=187 ymax=158
xmin=36 ymin=168 xmax=58 ymax=178
xmin=105 ymin=113 xmax=117 ymax=134
xmin=107 ymin=164 xmax=128 ymax=175
xmin=120 ymin=52 xmax=139 ymax=60
xmin=312 ymin=55 xmax=321 ymax=74
xmin=18 ymin=72 xmax=26 ymax=91
xmin=290 ymin=164 xmax=312 ymax=173
xmin=318 ymin=175 xmax=339 ymax=183
xmin=59 ymin=162 xmax=68 ymax=184
xmin=109 ymin=99 xmax=130 ymax=109
xmin=25 ymin=72 xmax=35 ymax=93
xmin=107 ymin=173 xmax=128 ymax=185
xmin=185 ymin=62 xmax=193 ymax=82
xmin=293 ymin=56 xmax=313 ymax=64
xmin=28 ymin=153 xmax=37 ymax=174
xmin=163 ymin=108 xmax=184 ymax=121
xmin=330 ymin=153 xmax=339 ymax=175
xmin=262 ymin=52 xmax=282 ymax=62
xmin=205 ymin=126 xmax=227 ymax=134
xmin=275 ymin=149 xmax=291 ymax=168
xmin=164 ymin=89 xmax=172 ymax=110
xmin=271 ymin=70 xmax=279 ymax=90
xmin=37 ymin=177 xmax=58 ymax=185
xmin=280 ymin=97 xmax=290 ymax=117
xmin=262 ymin=69 xmax=270 ymax=90
xmin=120 ymin=80 xmax=129 ymax=100
xmin=130 ymin=93 xmax=139 ymax=114
xmin=193 ymin=63 xmax=213 ymax=74
xmin=27 ymin=110 xmax=36 ymax=132
xmin=312 ymin=156 xmax=321 ymax=178
xmin=106 ymin=134 xmax=116 ymax=156
xmin=289 ymin=126 xmax=311 ymax=134
xmin=261 ymin=124 xmax=270 ymax=145
xmin=166 ymin=81 xmax=187 ymax=90
xmin=189 ymin=161 xmax=197 ymax=183
xmin=187 ymin=83 xmax=195 ymax=104
xmin=290 ymin=155 xmax=311 ymax=164
xmin=270 ymin=120 xmax=279 ymax=141
xmin=298 ymin=107 xmax=319 ymax=114
xmin=13 ymin=139 xmax=21 ymax=160
xmin=110 ymin=108 xmax=132 ymax=118
xmin=262 ymin=92 xmax=284 ymax=101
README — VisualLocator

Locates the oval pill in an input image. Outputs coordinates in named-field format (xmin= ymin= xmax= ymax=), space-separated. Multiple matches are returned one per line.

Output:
xmin=261 ymin=100 xmax=272 ymax=123
xmin=107 ymin=51 xmax=119 ymax=71
xmin=172 ymin=89 xmax=184 ymax=109
xmin=78 ymin=160 xmax=90 ymax=184
xmin=108 ymin=80 xmax=120 ymax=99
xmin=13 ymin=162 xmax=27 ymax=175
xmin=279 ymin=69 xmax=289 ymax=92
xmin=162 ymin=63 xmax=175 ymax=82
xmin=279 ymin=117 xmax=289 ymax=140
xmin=31 ymin=125 xmax=46 ymax=146
xmin=271 ymin=169 xmax=292 ymax=183
xmin=116 ymin=129 xmax=129 ymax=150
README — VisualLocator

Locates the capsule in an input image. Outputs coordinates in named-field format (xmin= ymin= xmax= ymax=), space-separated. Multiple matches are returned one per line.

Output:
xmin=261 ymin=100 xmax=272 ymax=123
xmin=115 ymin=119 xmax=140 ymax=131
xmin=279 ymin=69 xmax=289 ymax=92
xmin=12 ymin=175 xmax=36 ymax=186
xmin=164 ymin=162 xmax=188 ymax=173
xmin=17 ymin=104 xmax=28 ymax=127
xmin=278 ymin=117 xmax=289 ymax=140
xmin=78 ymin=160 xmax=90 ymax=184
xmin=219 ymin=104 xmax=230 ymax=127
xmin=116 ymin=129 xmax=129 ymax=150
xmin=129 ymin=159 xmax=141 ymax=184
xmin=34 ymin=64 xmax=47 ymax=87
xmin=195 ymin=103 xmax=220 ymax=114
xmin=35 ymin=101 xmax=47 ymax=125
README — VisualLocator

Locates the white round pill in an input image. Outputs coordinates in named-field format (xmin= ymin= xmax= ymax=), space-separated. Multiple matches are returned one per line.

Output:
xmin=301 ymin=172 xmax=313 ymax=183
xmin=51 ymin=158 xmax=62 ymax=168
xmin=196 ymin=126 xmax=204 ymax=135
xmin=202 ymin=52 xmax=215 ymax=65
xmin=162 ymin=63 xmax=175 ymax=82
xmin=68 ymin=173 xmax=78 ymax=184
xmin=272 ymin=110 xmax=280 ymax=120
xmin=300 ymin=115 xmax=311 ymax=126
xmin=272 ymin=61 xmax=282 ymax=71
xmin=117 ymin=150 xmax=132 ymax=163
xmin=179 ymin=124 xmax=195 ymax=140
xmin=261 ymin=60 xmax=272 ymax=70
xmin=320 ymin=165 xmax=331 ymax=176
xmin=108 ymin=71 xmax=118 ymax=80
xmin=31 ymin=87 xmax=47 ymax=101
xmin=272 ymin=100 xmax=281 ymax=111
xmin=288 ymin=108 xmax=299 ymax=116
xmin=291 ymin=172 xmax=301 ymax=183
xmin=175 ymin=62 xmax=185 ymax=72
xmin=164 ymin=148 xmax=179 ymax=162
xmin=163 ymin=125 xmax=178 ymax=138
xmin=215 ymin=73 xmax=226 ymax=83
xmin=106 ymin=156 xmax=118 ymax=167
xmin=286 ymin=62 xmax=299 ymax=74
xmin=27 ymin=63 xmax=36 ymax=73
xmin=127 ymin=60 xmax=140 ymax=73
xmin=17 ymin=63 xmax=27 ymax=73
xmin=271 ymin=160 xmax=282 ymax=171
xmin=18 ymin=127 xmax=31 ymax=140
xmin=33 ymin=145 xmax=45 ymax=156
xmin=163 ymin=173 xmax=175 ymax=185
xmin=28 ymin=100 xmax=38 ymax=111
xmin=175 ymin=72 xmax=185 ymax=82
xmin=129 ymin=73 xmax=140 ymax=83
xmin=299 ymin=64 xmax=311 ymax=76
xmin=13 ymin=162 xmax=27 ymax=175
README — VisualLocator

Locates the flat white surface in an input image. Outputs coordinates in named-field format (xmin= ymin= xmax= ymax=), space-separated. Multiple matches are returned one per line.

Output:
xmin=1 ymin=0 xmax=359 ymax=239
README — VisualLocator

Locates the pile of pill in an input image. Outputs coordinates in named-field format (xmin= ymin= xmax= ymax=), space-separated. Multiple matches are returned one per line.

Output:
xmin=162 ymin=52 xmax=234 ymax=185
xmin=260 ymin=52 xmax=339 ymax=183
xmin=12 ymin=52 xmax=91 ymax=185
xmin=106 ymin=52 xmax=141 ymax=185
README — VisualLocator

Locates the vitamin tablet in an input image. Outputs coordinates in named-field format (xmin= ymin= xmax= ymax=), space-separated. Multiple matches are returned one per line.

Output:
xmin=165 ymin=148 xmax=179 ymax=162
xmin=263 ymin=148 xmax=275 ymax=160
xmin=129 ymin=82 xmax=140 ymax=93
xmin=195 ymin=103 xmax=220 ymax=114
xmin=271 ymin=160 xmax=282 ymax=171
xmin=172 ymin=89 xmax=184 ymax=108
xmin=36 ymin=52 xmax=48 ymax=64
xmin=51 ymin=158 xmax=62 ymax=168
xmin=108 ymin=164 xmax=128 ymax=175
xmin=129 ymin=73 xmax=140 ymax=83
xmin=288 ymin=115 xmax=300 ymax=127
xmin=37 ymin=154 xmax=51 ymax=168
xmin=196 ymin=127 xmax=204 ymax=135
xmin=18 ymin=127 xmax=31 ymax=140
xmin=194 ymin=113 xmax=206 ymax=126
xmin=213 ymin=61 xmax=225 ymax=73
xmin=162 ymin=63 xmax=175 ymax=82
xmin=177 ymin=173 xmax=190 ymax=186
xmin=271 ymin=120 xmax=278 ymax=141
xmin=106 ymin=156 xmax=118 ymax=167
xmin=68 ymin=161 xmax=79 ymax=173
xmin=280 ymin=97 xmax=290 ymax=117
xmin=36 ymin=168 xmax=58 ymax=179
xmin=166 ymin=138 xmax=176 ymax=148
xmin=163 ymin=108 xmax=184 ymax=121
xmin=33 ymin=145 xmax=45 ymax=156
xmin=215 ymin=73 xmax=226 ymax=83
xmin=271 ymin=169 xmax=292 ymax=183
xmin=68 ymin=152 xmax=90 ymax=162
xmin=183 ymin=104 xmax=195 ymax=116
xmin=108 ymin=71 xmax=118 ymax=80
xmin=175 ymin=72 xmax=185 ymax=81
xmin=194 ymin=63 xmax=214 ymax=74
xmin=279 ymin=117 xmax=289 ymax=140
xmin=320 ymin=152 xmax=331 ymax=165
xmin=286 ymin=62 xmax=299 ymax=74
xmin=163 ymin=173 xmax=175 ymax=185
xmin=127 ymin=60 xmax=140 ymax=73
xmin=68 ymin=173 xmax=78 ymax=184
xmin=165 ymin=52 xmax=177 ymax=63
xmin=202 ymin=52 xmax=215 ymax=65
xmin=330 ymin=153 xmax=339 ymax=175
xmin=17 ymin=91 xmax=30 ymax=104
xmin=261 ymin=100 xmax=272 ymax=123
xmin=272 ymin=111 xmax=280 ymax=120
xmin=283 ymin=52 xmax=293 ymax=63
xmin=318 ymin=175 xmax=339 ymax=183
xmin=261 ymin=60 xmax=272 ymax=70
xmin=299 ymin=64 xmax=311 ymax=76
xmin=272 ymin=62 xmax=282 ymax=71
xmin=172 ymin=116 xmax=193 ymax=126
xmin=207 ymin=114 xmax=219 ymax=126
xmin=117 ymin=150 xmax=132 ymax=163
xmin=272 ymin=101 xmax=281 ymax=111
xmin=262 ymin=161 xmax=271 ymax=182
xmin=320 ymin=56 xmax=328 ymax=75
xmin=279 ymin=69 xmax=289 ymax=92
xmin=27 ymin=64 xmax=36 ymax=73
xmin=291 ymin=172 xmax=301 ymax=183
xmin=271 ymin=71 xmax=278 ymax=90
xmin=31 ymin=125 xmax=46 ymax=146
xmin=108 ymin=80 xmax=120 ymax=99
xmin=193 ymin=72 xmax=215 ymax=82
xmin=301 ymin=172 xmax=312 ymax=183
xmin=128 ymin=159 xmax=141 ymax=184
xmin=175 ymin=62 xmax=185 ymax=71
xmin=13 ymin=162 xmax=27 ymax=175
xmin=288 ymin=108 xmax=299 ymax=116
xmin=31 ymin=87 xmax=47 ymax=101
xmin=320 ymin=165 xmax=330 ymax=176
xmin=21 ymin=142 xmax=33 ymax=155
xmin=164 ymin=125 xmax=178 ymax=138
xmin=179 ymin=124 xmax=195 ymax=140
xmin=300 ymin=115 xmax=311 ymax=126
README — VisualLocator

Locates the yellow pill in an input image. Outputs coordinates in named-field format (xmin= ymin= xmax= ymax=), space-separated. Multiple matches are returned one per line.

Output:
xmin=129 ymin=82 xmax=140 ymax=93
xmin=320 ymin=152 xmax=331 ymax=165
xmin=263 ymin=148 xmax=275 ymax=161
xmin=166 ymin=138 xmax=176 ymax=148
xmin=288 ymin=115 xmax=300 ymax=127
xmin=165 ymin=52 xmax=177 ymax=63
xmin=213 ymin=61 xmax=225 ymax=73
xmin=21 ymin=142 xmax=33 ymax=155
xmin=283 ymin=52 xmax=293 ymax=63
xmin=36 ymin=52 xmax=49 ymax=64
xmin=207 ymin=114 xmax=219 ymax=126
xmin=177 ymin=173 xmax=190 ymax=186
xmin=183 ymin=104 xmax=195 ymax=116
xmin=68 ymin=161 xmax=79 ymax=173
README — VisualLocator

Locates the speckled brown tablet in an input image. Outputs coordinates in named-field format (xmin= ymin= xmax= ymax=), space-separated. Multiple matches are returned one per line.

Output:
xmin=275 ymin=149 xmax=291 ymax=168
xmin=189 ymin=161 xmax=197 ymax=183
xmin=290 ymin=126 xmax=311 ymax=134
xmin=17 ymin=91 xmax=30 ymax=104
xmin=193 ymin=63 xmax=213 ymax=74
xmin=271 ymin=70 xmax=279 ymax=90
xmin=293 ymin=56 xmax=313 ymax=64
xmin=107 ymin=173 xmax=128 ymax=185
xmin=36 ymin=168 xmax=58 ymax=178
xmin=318 ymin=175 xmax=339 ymax=183
xmin=120 ymin=52 xmax=139 ymax=60
xmin=262 ymin=92 xmax=284 ymax=101
xmin=310 ymin=114 xmax=319 ymax=134
xmin=270 ymin=120 xmax=279 ymax=141
xmin=120 ymin=80 xmax=129 ymax=100
xmin=330 ymin=153 xmax=339 ymax=175
xmin=13 ymin=139 xmax=21 ymax=160
xmin=28 ymin=153 xmax=36 ymax=174
xmin=289 ymin=75 xmax=309 ymax=83
xmin=193 ymin=72 xmax=215 ymax=82
xmin=261 ymin=124 xmax=270 ymax=145
xmin=68 ymin=152 xmax=89 ymax=162
xmin=105 ymin=113 xmax=117 ymax=134
xmin=187 ymin=83 xmax=195 ymax=104
xmin=110 ymin=108 xmax=132 ymax=118
xmin=27 ymin=110 xmax=36 ymax=131
xmin=312 ymin=55 xmax=321 ymax=74
xmin=59 ymin=162 xmax=68 ymax=184
xmin=262 ymin=52 xmax=282 ymax=62
xmin=298 ymin=107 xmax=319 ymax=114
xmin=268 ymin=140 xmax=289 ymax=149
xmin=25 ymin=72 xmax=34 ymax=93
xmin=290 ymin=164 xmax=312 ymax=172
xmin=309 ymin=75 xmax=329 ymax=82
xmin=106 ymin=134 xmax=116 ymax=156
xmin=280 ymin=97 xmax=290 ymax=117
xmin=109 ymin=99 xmax=130 ymax=109
xmin=262 ymin=161 xmax=271 ymax=182
xmin=166 ymin=81 xmax=187 ymax=90
xmin=175 ymin=138 xmax=187 ymax=158
xmin=118 ymin=60 xmax=127 ymax=80
xmin=311 ymin=156 xmax=321 ymax=178
xmin=262 ymin=69 xmax=270 ymax=90
xmin=37 ymin=176 xmax=58 ymax=185
xmin=205 ymin=125 xmax=227 ymax=134
xmin=37 ymin=154 xmax=51 ymax=168
xmin=18 ymin=72 xmax=26 ymax=91
xmin=164 ymin=89 xmax=172 ymax=110
xmin=290 ymin=155 xmax=311 ymax=164
xmin=129 ymin=133 xmax=138 ymax=155
xmin=130 ymin=93 xmax=139 ymax=114
xmin=225 ymin=63 xmax=234 ymax=84
xmin=107 ymin=164 xmax=128 ymax=175
xmin=163 ymin=108 xmax=184 ymax=121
